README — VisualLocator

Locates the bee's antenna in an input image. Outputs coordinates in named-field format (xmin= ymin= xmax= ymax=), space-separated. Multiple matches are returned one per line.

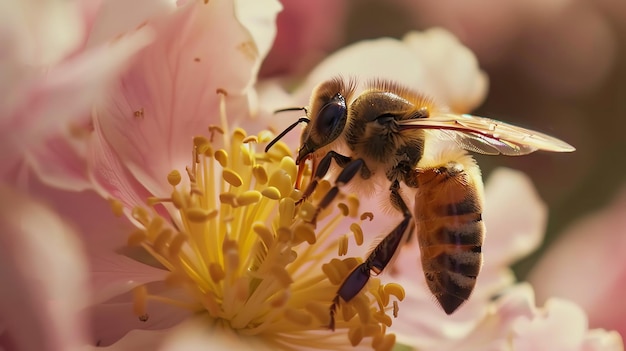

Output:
xmin=274 ymin=106 xmax=309 ymax=114
xmin=265 ymin=117 xmax=309 ymax=152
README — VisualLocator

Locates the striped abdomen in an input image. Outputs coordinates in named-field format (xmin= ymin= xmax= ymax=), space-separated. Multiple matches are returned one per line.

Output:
xmin=414 ymin=159 xmax=485 ymax=314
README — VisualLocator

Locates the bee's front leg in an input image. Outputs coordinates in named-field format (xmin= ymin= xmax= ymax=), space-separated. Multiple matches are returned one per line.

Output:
xmin=297 ymin=151 xmax=352 ymax=206
xmin=329 ymin=181 xmax=414 ymax=330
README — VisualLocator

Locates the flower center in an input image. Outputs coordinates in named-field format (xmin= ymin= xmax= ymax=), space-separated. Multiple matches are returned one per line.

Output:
xmin=124 ymin=125 xmax=404 ymax=350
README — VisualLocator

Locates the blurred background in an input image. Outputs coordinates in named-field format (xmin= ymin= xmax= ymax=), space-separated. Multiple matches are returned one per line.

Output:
xmin=260 ymin=0 xmax=626 ymax=336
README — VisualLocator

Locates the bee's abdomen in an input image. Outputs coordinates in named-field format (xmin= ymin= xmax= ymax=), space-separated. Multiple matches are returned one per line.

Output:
xmin=414 ymin=160 xmax=485 ymax=314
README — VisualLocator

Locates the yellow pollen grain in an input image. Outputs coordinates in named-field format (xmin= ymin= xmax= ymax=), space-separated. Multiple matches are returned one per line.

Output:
xmin=242 ymin=135 xmax=258 ymax=144
xmin=374 ymin=312 xmax=392 ymax=327
xmin=222 ymin=168 xmax=243 ymax=187
xmin=261 ymin=187 xmax=281 ymax=200
xmin=350 ymin=223 xmax=364 ymax=246
xmin=348 ymin=326 xmax=365 ymax=347
xmin=337 ymin=203 xmax=349 ymax=216
xmin=268 ymin=169 xmax=293 ymax=199
xmin=279 ymin=157 xmax=297 ymax=180
xmin=284 ymin=307 xmax=313 ymax=326
xmin=219 ymin=192 xmax=237 ymax=206
xmin=153 ymin=229 xmax=173 ymax=254
xmin=265 ymin=141 xmax=292 ymax=161
xmin=127 ymin=230 xmax=147 ymax=246
xmin=338 ymin=234 xmax=349 ymax=256
xmin=167 ymin=170 xmax=182 ymax=186
xmin=293 ymin=223 xmax=316 ymax=245
xmin=168 ymin=233 xmax=186 ymax=258
xmin=185 ymin=208 xmax=218 ymax=222
xmin=146 ymin=216 xmax=165 ymax=239
xmin=383 ymin=283 xmax=406 ymax=301
xmin=108 ymin=198 xmax=124 ymax=217
xmin=214 ymin=149 xmax=228 ymax=167
xmin=236 ymin=191 xmax=261 ymax=206
xmin=393 ymin=301 xmax=399 ymax=318
xmin=347 ymin=195 xmax=360 ymax=217
xmin=133 ymin=285 xmax=148 ymax=317
xmin=252 ymin=165 xmax=268 ymax=184
xmin=131 ymin=207 xmax=150 ymax=226
xmin=360 ymin=212 xmax=374 ymax=221
xmin=373 ymin=334 xmax=396 ymax=351
xmin=252 ymin=222 xmax=273 ymax=248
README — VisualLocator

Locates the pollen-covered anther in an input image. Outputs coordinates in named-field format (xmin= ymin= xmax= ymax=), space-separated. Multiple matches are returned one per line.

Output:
xmin=223 ymin=168 xmax=243 ymax=187
xmin=127 ymin=230 xmax=147 ymax=246
xmin=270 ymin=265 xmax=293 ymax=287
xmin=214 ymin=149 xmax=228 ymax=167
xmin=293 ymin=223 xmax=316 ymax=245
xmin=167 ymin=170 xmax=182 ymax=186
xmin=383 ymin=283 xmax=406 ymax=302
xmin=236 ymin=191 xmax=261 ymax=206
xmin=372 ymin=332 xmax=396 ymax=351
xmin=338 ymin=234 xmax=349 ymax=256
xmin=132 ymin=285 xmax=148 ymax=318
xmin=350 ymin=223 xmax=364 ymax=245
xmin=185 ymin=207 xmax=218 ymax=222
xmin=242 ymin=135 xmax=258 ymax=144
xmin=360 ymin=212 xmax=374 ymax=221
xmin=108 ymin=198 xmax=124 ymax=217
xmin=209 ymin=263 xmax=225 ymax=283
xmin=337 ymin=203 xmax=350 ymax=216
xmin=261 ymin=187 xmax=281 ymax=200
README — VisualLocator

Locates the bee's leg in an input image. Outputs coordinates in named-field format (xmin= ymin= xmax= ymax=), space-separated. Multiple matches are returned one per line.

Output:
xmin=297 ymin=151 xmax=352 ymax=205
xmin=329 ymin=181 xmax=414 ymax=330
xmin=309 ymin=158 xmax=365 ymax=224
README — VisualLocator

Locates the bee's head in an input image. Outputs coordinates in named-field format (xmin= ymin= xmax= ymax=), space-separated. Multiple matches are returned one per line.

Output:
xmin=265 ymin=77 xmax=354 ymax=165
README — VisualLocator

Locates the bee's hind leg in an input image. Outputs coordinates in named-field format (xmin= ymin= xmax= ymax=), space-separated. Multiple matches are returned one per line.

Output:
xmin=329 ymin=180 xmax=414 ymax=330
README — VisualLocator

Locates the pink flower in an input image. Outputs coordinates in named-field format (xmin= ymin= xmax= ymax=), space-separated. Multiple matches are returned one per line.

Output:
xmin=529 ymin=187 xmax=626 ymax=340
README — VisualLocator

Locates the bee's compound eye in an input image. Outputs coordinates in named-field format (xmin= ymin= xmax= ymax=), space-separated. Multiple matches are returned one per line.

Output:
xmin=315 ymin=93 xmax=346 ymax=136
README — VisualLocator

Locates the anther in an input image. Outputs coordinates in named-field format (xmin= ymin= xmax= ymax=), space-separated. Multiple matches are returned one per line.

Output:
xmin=168 ymin=170 xmax=182 ymax=186
xmin=350 ymin=223 xmax=364 ymax=245
xmin=360 ymin=212 xmax=374 ymax=221
xmin=108 ymin=198 xmax=124 ymax=217
xmin=214 ymin=149 xmax=228 ymax=167
xmin=222 ymin=168 xmax=243 ymax=187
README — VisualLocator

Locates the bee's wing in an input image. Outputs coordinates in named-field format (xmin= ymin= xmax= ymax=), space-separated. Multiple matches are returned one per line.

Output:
xmin=398 ymin=113 xmax=575 ymax=156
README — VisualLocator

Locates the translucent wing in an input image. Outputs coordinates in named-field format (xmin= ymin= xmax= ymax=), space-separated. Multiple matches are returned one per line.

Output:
xmin=398 ymin=113 xmax=575 ymax=156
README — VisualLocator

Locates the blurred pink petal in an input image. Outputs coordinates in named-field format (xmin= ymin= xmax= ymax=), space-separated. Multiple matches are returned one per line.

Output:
xmin=94 ymin=0 xmax=280 ymax=200
xmin=19 ymin=30 xmax=153 ymax=183
xmin=397 ymin=284 xmax=622 ymax=351
xmin=292 ymin=28 xmax=487 ymax=112
xmin=260 ymin=0 xmax=347 ymax=78
xmin=528 ymin=186 xmax=626 ymax=338
xmin=0 ymin=185 xmax=89 ymax=351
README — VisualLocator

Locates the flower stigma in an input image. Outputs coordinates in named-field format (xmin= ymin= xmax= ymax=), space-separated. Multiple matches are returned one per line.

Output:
xmin=122 ymin=104 xmax=404 ymax=350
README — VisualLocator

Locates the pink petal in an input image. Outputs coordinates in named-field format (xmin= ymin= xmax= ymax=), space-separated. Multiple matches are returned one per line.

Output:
xmin=292 ymin=28 xmax=487 ymax=112
xmin=528 ymin=187 xmax=626 ymax=337
xmin=260 ymin=0 xmax=347 ymax=78
xmin=0 ymin=185 xmax=89 ymax=351
xmin=482 ymin=168 xmax=547 ymax=267
xmin=94 ymin=0 xmax=280 ymax=198
xmin=5 ymin=29 xmax=153 ymax=179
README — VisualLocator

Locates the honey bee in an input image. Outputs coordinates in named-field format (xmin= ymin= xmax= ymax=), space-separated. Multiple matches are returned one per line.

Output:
xmin=265 ymin=77 xmax=574 ymax=329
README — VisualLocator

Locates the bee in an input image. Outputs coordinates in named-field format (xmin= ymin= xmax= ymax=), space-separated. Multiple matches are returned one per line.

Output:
xmin=265 ymin=77 xmax=574 ymax=329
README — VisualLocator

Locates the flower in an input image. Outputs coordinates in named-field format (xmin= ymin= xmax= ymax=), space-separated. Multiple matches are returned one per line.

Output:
xmin=528 ymin=186 xmax=626 ymax=339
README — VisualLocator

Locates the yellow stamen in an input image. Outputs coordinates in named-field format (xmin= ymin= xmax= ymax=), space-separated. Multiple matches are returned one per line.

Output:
xmin=119 ymin=125 xmax=403 ymax=349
